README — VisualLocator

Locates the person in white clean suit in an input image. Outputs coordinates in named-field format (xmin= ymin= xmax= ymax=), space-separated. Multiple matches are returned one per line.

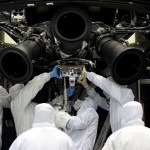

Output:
xmin=9 ymin=103 xmax=75 ymax=150
xmin=0 ymin=86 xmax=12 ymax=148
xmin=54 ymin=67 xmax=134 ymax=150
xmin=9 ymin=65 xmax=62 ymax=136
xmin=102 ymin=101 xmax=150 ymax=150
xmin=78 ymin=67 xmax=135 ymax=133
xmin=9 ymin=64 xmax=99 ymax=150
xmin=55 ymin=96 xmax=99 ymax=150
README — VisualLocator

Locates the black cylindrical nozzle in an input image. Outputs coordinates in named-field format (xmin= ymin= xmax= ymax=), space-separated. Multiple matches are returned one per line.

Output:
xmin=0 ymin=35 xmax=45 ymax=83
xmin=52 ymin=6 xmax=91 ymax=55
xmin=96 ymin=37 xmax=146 ymax=85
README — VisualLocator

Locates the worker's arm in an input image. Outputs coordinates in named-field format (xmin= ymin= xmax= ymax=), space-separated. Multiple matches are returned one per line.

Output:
xmin=14 ymin=72 xmax=50 ymax=108
xmin=77 ymin=71 xmax=109 ymax=111
xmin=12 ymin=66 xmax=62 ymax=108
xmin=0 ymin=86 xmax=11 ymax=108
xmin=86 ymin=86 xmax=109 ymax=111
xmin=67 ymin=108 xmax=99 ymax=130
xmin=87 ymin=72 xmax=134 ymax=104
xmin=55 ymin=104 xmax=98 ymax=131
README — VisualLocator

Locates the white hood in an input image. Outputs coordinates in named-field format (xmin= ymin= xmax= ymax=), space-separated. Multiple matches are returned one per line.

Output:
xmin=121 ymin=101 xmax=144 ymax=128
xmin=32 ymin=103 xmax=55 ymax=128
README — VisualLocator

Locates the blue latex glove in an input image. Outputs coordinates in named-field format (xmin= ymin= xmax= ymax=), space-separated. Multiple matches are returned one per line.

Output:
xmin=50 ymin=65 xmax=62 ymax=79
xmin=67 ymin=86 xmax=75 ymax=97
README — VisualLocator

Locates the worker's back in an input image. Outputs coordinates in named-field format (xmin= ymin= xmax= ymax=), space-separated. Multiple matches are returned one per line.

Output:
xmin=9 ymin=103 xmax=75 ymax=150
xmin=110 ymin=125 xmax=150 ymax=150
xmin=102 ymin=101 xmax=150 ymax=150
xmin=9 ymin=126 xmax=75 ymax=150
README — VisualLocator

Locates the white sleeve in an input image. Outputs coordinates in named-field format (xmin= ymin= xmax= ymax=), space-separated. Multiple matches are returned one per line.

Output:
xmin=67 ymin=108 xmax=98 ymax=130
xmin=0 ymin=86 xmax=11 ymax=108
xmin=86 ymin=86 xmax=109 ymax=111
xmin=87 ymin=72 xmax=134 ymax=104
xmin=12 ymin=72 xmax=50 ymax=108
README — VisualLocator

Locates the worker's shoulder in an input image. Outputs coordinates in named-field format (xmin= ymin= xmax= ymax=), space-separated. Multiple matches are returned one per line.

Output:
xmin=46 ymin=127 xmax=73 ymax=141
xmin=82 ymin=107 xmax=99 ymax=119
xmin=117 ymin=125 xmax=150 ymax=136
xmin=47 ymin=127 xmax=69 ymax=135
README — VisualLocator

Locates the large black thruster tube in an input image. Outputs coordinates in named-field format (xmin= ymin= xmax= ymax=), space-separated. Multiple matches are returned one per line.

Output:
xmin=0 ymin=35 xmax=45 ymax=83
xmin=52 ymin=6 xmax=91 ymax=55
xmin=96 ymin=37 xmax=146 ymax=85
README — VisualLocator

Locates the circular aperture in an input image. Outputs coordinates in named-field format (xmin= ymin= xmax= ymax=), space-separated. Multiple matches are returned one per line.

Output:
xmin=113 ymin=50 xmax=146 ymax=84
xmin=57 ymin=12 xmax=86 ymax=40
xmin=2 ymin=52 xmax=27 ymax=78
xmin=52 ymin=7 xmax=91 ymax=43
xmin=0 ymin=49 xmax=33 ymax=83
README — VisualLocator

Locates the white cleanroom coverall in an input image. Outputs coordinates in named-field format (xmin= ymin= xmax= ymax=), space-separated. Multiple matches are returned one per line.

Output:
xmin=86 ymin=72 xmax=134 ymax=132
xmin=9 ymin=65 xmax=61 ymax=136
xmin=102 ymin=101 xmax=150 ymax=150
xmin=0 ymin=86 xmax=12 ymax=148
xmin=55 ymin=97 xmax=99 ymax=150
xmin=9 ymin=73 xmax=51 ymax=136
xmin=9 ymin=103 xmax=75 ymax=150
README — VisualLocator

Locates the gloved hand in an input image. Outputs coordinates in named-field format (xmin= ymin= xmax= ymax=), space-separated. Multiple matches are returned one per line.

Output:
xmin=77 ymin=72 xmax=88 ymax=88
xmin=73 ymin=99 xmax=83 ymax=111
xmin=67 ymin=86 xmax=75 ymax=97
xmin=50 ymin=65 xmax=62 ymax=79
xmin=54 ymin=111 xmax=72 ymax=131
xmin=82 ymin=66 xmax=87 ymax=77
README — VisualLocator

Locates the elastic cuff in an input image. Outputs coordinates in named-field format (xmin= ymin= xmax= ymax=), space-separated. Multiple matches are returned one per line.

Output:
xmin=61 ymin=115 xmax=72 ymax=131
